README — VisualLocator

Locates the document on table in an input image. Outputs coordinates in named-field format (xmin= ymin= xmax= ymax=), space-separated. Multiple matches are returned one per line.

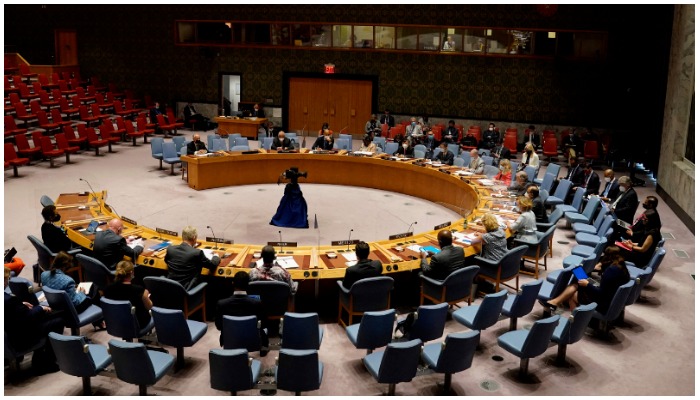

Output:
xmin=255 ymin=256 xmax=299 ymax=269
xmin=128 ymin=239 xmax=144 ymax=249
xmin=453 ymin=232 xmax=478 ymax=245
xmin=341 ymin=252 xmax=358 ymax=267
xmin=202 ymin=249 xmax=216 ymax=260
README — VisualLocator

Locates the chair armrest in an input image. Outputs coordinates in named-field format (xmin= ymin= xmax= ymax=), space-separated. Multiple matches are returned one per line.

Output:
xmin=513 ymin=238 xmax=536 ymax=247
xmin=419 ymin=274 xmax=443 ymax=287
xmin=474 ymin=255 xmax=499 ymax=268
xmin=336 ymin=280 xmax=350 ymax=294
xmin=67 ymin=248 xmax=82 ymax=256
xmin=187 ymin=282 xmax=208 ymax=296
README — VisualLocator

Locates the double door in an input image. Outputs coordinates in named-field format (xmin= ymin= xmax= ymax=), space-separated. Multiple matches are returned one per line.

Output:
xmin=288 ymin=77 xmax=372 ymax=137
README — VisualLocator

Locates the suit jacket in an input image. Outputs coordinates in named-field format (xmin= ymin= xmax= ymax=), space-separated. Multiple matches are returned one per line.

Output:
xmin=564 ymin=164 xmax=584 ymax=186
xmin=420 ymin=244 xmax=465 ymax=281
xmin=342 ymin=259 xmax=383 ymax=289
xmin=93 ymin=230 xmax=143 ymax=270
xmin=581 ymin=171 xmax=601 ymax=196
xmin=490 ymin=145 xmax=511 ymax=163
xmin=5 ymin=292 xmax=49 ymax=351
xmin=149 ymin=106 xmax=164 ymax=124
xmin=600 ymin=178 xmax=620 ymax=200
xmin=215 ymin=292 xmax=266 ymax=346
xmin=186 ymin=140 xmax=208 ymax=155
xmin=395 ymin=145 xmax=414 ymax=157
xmin=42 ymin=221 xmax=72 ymax=253
xmin=532 ymin=196 xmax=548 ymax=223
xmin=165 ymin=242 xmax=220 ymax=289
xmin=469 ymin=156 xmax=485 ymax=174
xmin=183 ymin=105 xmax=197 ymax=119
xmin=312 ymin=135 xmax=334 ymax=150
xmin=379 ymin=114 xmax=395 ymax=127
xmin=433 ymin=150 xmax=455 ymax=165
xmin=612 ymin=188 xmax=638 ymax=224
xmin=481 ymin=130 xmax=500 ymax=149
xmin=271 ymin=137 xmax=292 ymax=150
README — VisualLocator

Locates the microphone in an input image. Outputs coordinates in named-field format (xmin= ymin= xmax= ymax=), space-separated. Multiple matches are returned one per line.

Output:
xmin=79 ymin=178 xmax=104 ymax=216
xmin=407 ymin=221 xmax=417 ymax=235
xmin=278 ymin=230 xmax=284 ymax=254
xmin=207 ymin=225 xmax=217 ymax=250
xmin=339 ymin=126 xmax=349 ymax=134
xmin=347 ymin=228 xmax=354 ymax=251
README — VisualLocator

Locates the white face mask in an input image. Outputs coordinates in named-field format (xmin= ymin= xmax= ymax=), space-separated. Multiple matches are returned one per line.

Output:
xmin=604 ymin=177 xmax=611 ymax=183
xmin=620 ymin=186 xmax=627 ymax=192
xmin=402 ymin=144 xmax=408 ymax=149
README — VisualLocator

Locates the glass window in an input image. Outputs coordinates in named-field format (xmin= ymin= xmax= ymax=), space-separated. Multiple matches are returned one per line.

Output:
xmin=374 ymin=26 xmax=395 ymax=49
xmin=573 ymin=32 xmax=606 ymax=59
xmin=291 ymin=24 xmax=311 ymax=47
xmin=418 ymin=28 xmax=441 ymax=51
xmin=485 ymin=29 xmax=511 ymax=54
xmin=464 ymin=28 xmax=485 ymax=53
xmin=332 ymin=25 xmax=353 ymax=48
xmin=311 ymin=25 xmax=332 ymax=47
xmin=507 ymin=30 xmax=533 ymax=55
xmin=244 ymin=23 xmax=271 ymax=45
xmin=533 ymin=31 xmax=556 ymax=56
xmin=441 ymin=28 xmax=464 ymax=52
xmin=197 ymin=22 xmax=232 ymax=44
xmin=271 ymin=24 xmax=290 ymax=46
xmin=354 ymin=25 xmax=374 ymax=48
xmin=396 ymin=27 xmax=419 ymax=50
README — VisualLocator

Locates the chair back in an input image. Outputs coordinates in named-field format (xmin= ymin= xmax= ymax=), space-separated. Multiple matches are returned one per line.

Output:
xmin=334 ymin=138 xmax=351 ymax=151
xmin=108 ymin=340 xmax=157 ymax=386
xmin=276 ymin=349 xmax=322 ymax=393
xmin=172 ymin=136 xmax=186 ymax=149
xmin=40 ymin=195 xmax=54 ymax=207
xmin=539 ymin=172 xmax=556 ymax=194
xmin=373 ymin=136 xmax=386 ymax=151
xmin=597 ymin=279 xmax=634 ymax=320
xmin=500 ymin=245 xmax=529 ymax=281
xmin=231 ymin=145 xmax=251 ymax=151
xmin=76 ymin=254 xmax=114 ymax=294
xmin=554 ymin=302 xmax=597 ymax=345
xmin=504 ymin=279 xmax=543 ymax=318
xmin=27 ymin=235 xmax=55 ymax=270
xmin=222 ymin=315 xmax=261 ymax=351
xmin=589 ymin=204 xmax=609 ymax=230
xmin=42 ymin=286 xmax=80 ymax=329
xmin=524 ymin=165 xmax=537 ymax=182
xmin=406 ymin=303 xmax=449 ymax=343
xmin=209 ymin=349 xmax=257 ymax=393
xmin=100 ymin=298 xmax=142 ymax=340
xmin=627 ymin=267 xmax=652 ymax=305
xmin=544 ymin=163 xmax=561 ymax=180
xmin=433 ymin=330 xmax=480 ymax=373
xmin=483 ymin=165 xmax=499 ymax=178
xmin=348 ymin=276 xmax=394 ymax=313
xmin=247 ymin=280 xmax=293 ymax=319
xmin=646 ymin=248 xmax=666 ymax=284
xmin=162 ymin=142 xmax=178 ymax=159
xmin=48 ymin=332 xmax=100 ymax=377
xmin=207 ymin=134 xmax=220 ymax=149
xmin=447 ymin=143 xmax=460 ymax=157
xmin=596 ymin=215 xmax=615 ymax=238
xmin=143 ymin=276 xmax=187 ymax=311
xmin=548 ymin=266 xmax=575 ymax=299
xmin=414 ymin=149 xmax=425 ymax=159
xmin=521 ymin=315 xmax=560 ymax=358
xmin=261 ymin=136 xmax=274 ymax=150
xmin=281 ymin=312 xmax=322 ymax=350
xmin=384 ymin=142 xmax=399 ymax=155
xmin=151 ymin=306 xmax=196 ymax=347
xmin=233 ymin=137 xmax=249 ymax=147
xmin=414 ymin=144 xmax=427 ymax=153
xmin=551 ymin=179 xmax=572 ymax=200
xmin=441 ymin=265 xmax=479 ymax=303
xmin=150 ymin=137 xmax=164 ymax=156
xmin=536 ymin=225 xmax=557 ymax=258
xmin=579 ymin=196 xmax=601 ymax=223
xmin=351 ymin=309 xmax=395 ymax=350
xmin=471 ymin=290 xmax=508 ymax=330
xmin=9 ymin=277 xmax=40 ymax=306
xmin=210 ymin=138 xmax=225 ymax=152
xmin=481 ymin=155 xmax=493 ymax=167
xmin=376 ymin=339 xmax=422 ymax=383
xmin=452 ymin=157 xmax=464 ymax=167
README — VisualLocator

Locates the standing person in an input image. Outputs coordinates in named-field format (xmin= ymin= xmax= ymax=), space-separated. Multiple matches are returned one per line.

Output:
xmin=41 ymin=205 xmax=73 ymax=253
xmin=433 ymin=142 xmax=455 ymax=165
xmin=93 ymin=218 xmax=144 ymax=271
xmin=379 ymin=109 xmax=395 ymax=128
xmin=341 ymin=242 xmax=383 ymax=289
xmin=187 ymin=134 xmax=208 ymax=155
xmin=215 ymin=271 xmax=269 ymax=354
xmin=509 ymin=196 xmax=538 ymax=243
xmin=165 ymin=226 xmax=221 ymax=290
xmin=103 ymin=261 xmax=152 ymax=329
xmin=420 ymin=230 xmax=465 ymax=281
xmin=249 ymin=245 xmax=297 ymax=293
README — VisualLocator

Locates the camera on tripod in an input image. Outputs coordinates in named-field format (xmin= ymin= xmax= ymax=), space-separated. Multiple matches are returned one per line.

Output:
xmin=278 ymin=166 xmax=308 ymax=185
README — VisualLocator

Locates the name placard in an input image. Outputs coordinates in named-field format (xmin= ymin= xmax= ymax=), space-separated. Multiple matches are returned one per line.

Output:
xmin=121 ymin=216 xmax=137 ymax=226
xmin=206 ymin=236 xmax=233 ymax=244
xmin=331 ymin=239 xmax=360 ymax=246
xmin=155 ymin=227 xmax=178 ymax=237
xmin=267 ymin=241 xmax=298 ymax=247
xmin=389 ymin=232 xmax=412 ymax=240
xmin=433 ymin=221 xmax=451 ymax=230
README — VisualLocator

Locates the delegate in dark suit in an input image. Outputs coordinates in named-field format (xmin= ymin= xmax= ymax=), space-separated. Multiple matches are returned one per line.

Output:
xmin=165 ymin=242 xmax=220 ymax=289
xmin=420 ymin=238 xmax=465 ymax=281
xmin=42 ymin=221 xmax=73 ymax=253
xmin=4 ymin=292 xmax=64 ymax=366
xmin=271 ymin=137 xmax=292 ymax=150
xmin=581 ymin=171 xmax=601 ymax=196
xmin=433 ymin=148 xmax=455 ymax=165
xmin=600 ymin=178 xmax=620 ymax=202
xmin=312 ymin=135 xmax=334 ymax=151
xmin=93 ymin=229 xmax=143 ymax=270
xmin=379 ymin=114 xmax=395 ymax=128
xmin=342 ymin=259 xmax=383 ymax=289
xmin=215 ymin=293 xmax=268 ymax=347
xmin=490 ymin=144 xmax=512 ymax=164
xmin=612 ymin=187 xmax=638 ymax=224
xmin=187 ymin=139 xmax=208 ymax=155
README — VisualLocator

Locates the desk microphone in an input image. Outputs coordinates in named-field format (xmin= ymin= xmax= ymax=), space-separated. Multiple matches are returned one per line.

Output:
xmin=278 ymin=230 xmax=284 ymax=254
xmin=407 ymin=221 xmax=417 ymax=235
xmin=347 ymin=228 xmax=354 ymax=251
xmin=207 ymin=225 xmax=218 ymax=250
xmin=79 ymin=178 xmax=104 ymax=216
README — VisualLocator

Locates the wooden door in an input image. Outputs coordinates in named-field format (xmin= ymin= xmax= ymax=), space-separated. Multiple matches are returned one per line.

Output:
xmin=55 ymin=29 xmax=78 ymax=65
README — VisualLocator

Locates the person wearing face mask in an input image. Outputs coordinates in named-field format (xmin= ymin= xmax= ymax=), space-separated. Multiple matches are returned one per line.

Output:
xmin=467 ymin=149 xmax=485 ymax=174
xmin=187 ymin=133 xmax=208 ymax=155
xmin=41 ymin=205 xmax=74 ymax=253
xmin=508 ymin=196 xmax=538 ymax=244
xmin=395 ymin=138 xmax=414 ymax=158
xmin=424 ymin=131 xmax=438 ymax=158
xmin=620 ymin=213 xmax=662 ymax=268
xmin=433 ymin=142 xmax=454 ymax=165
xmin=610 ymin=176 xmax=638 ymax=225
xmin=625 ymin=196 xmax=661 ymax=242
xmin=480 ymin=122 xmax=500 ymax=150
xmin=252 ymin=103 xmax=265 ymax=118
xmin=572 ymin=162 xmax=600 ymax=197
xmin=519 ymin=142 xmax=539 ymax=170
xmin=494 ymin=159 xmax=512 ymax=184
xmin=599 ymin=169 xmax=620 ymax=202
xmin=312 ymin=129 xmax=335 ymax=151
xmin=443 ymin=120 xmax=459 ymax=144
xmin=405 ymin=117 xmax=422 ymax=142
xmin=93 ymin=218 xmax=144 ymax=270
xmin=527 ymin=185 xmax=548 ymax=223
xmin=490 ymin=137 xmax=512 ymax=166
xmin=271 ymin=131 xmax=292 ymax=151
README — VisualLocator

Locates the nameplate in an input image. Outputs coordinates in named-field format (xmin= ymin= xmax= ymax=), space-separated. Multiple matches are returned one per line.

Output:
xmin=331 ymin=239 xmax=360 ymax=246
xmin=206 ymin=236 xmax=233 ymax=244
xmin=433 ymin=221 xmax=451 ymax=230
xmin=267 ymin=241 xmax=298 ymax=247
xmin=121 ymin=216 xmax=137 ymax=226
xmin=155 ymin=228 xmax=178 ymax=237
xmin=389 ymin=232 xmax=412 ymax=240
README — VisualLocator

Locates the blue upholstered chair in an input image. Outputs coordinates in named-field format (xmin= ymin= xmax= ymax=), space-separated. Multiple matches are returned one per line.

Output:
xmin=27 ymin=234 xmax=81 ymax=278
xmin=564 ymin=195 xmax=601 ymax=226
xmin=281 ymin=312 xmax=323 ymax=350
xmin=550 ymin=302 xmax=597 ymax=365
xmin=209 ymin=349 xmax=262 ymax=395
xmin=537 ymin=266 xmax=575 ymax=317
xmin=150 ymin=137 xmax=164 ymax=169
xmin=534 ymin=163 xmax=560 ymax=185
xmin=337 ymin=276 xmax=393 ymax=327
xmin=230 ymin=145 xmax=251 ymax=151
xmin=49 ymin=332 xmax=112 ymax=395
xmin=497 ymin=314 xmax=560 ymax=378
xmin=362 ymin=339 xmax=422 ymax=396
xmin=515 ymin=225 xmax=557 ymax=280
xmin=233 ymin=137 xmax=249 ymax=148
xmin=592 ymin=279 xmax=635 ymax=334
xmin=108 ymin=339 xmax=175 ymax=396
xmin=627 ymin=247 xmax=666 ymax=285
xmin=161 ymin=142 xmax=181 ymax=175
xmin=384 ymin=142 xmax=399 ymax=155
xmin=261 ymin=136 xmax=274 ymax=150
xmin=248 ymin=280 xmax=295 ymax=323
xmin=76 ymin=254 xmax=114 ymax=295
xmin=400 ymin=302 xmax=449 ymax=343
xmin=42 ymin=286 xmax=103 ymax=336
xmin=143 ymin=276 xmax=207 ymax=320
xmin=275 ymin=349 xmax=324 ymax=395
xmin=100 ymin=298 xmax=154 ymax=342
xmin=501 ymin=279 xmax=544 ymax=331
xmin=475 ymin=245 xmax=529 ymax=292
xmin=346 ymin=309 xmax=395 ymax=355
xmin=40 ymin=194 xmax=54 ymax=207
xmin=554 ymin=187 xmax=585 ymax=214
xmin=419 ymin=265 xmax=479 ymax=306
xmin=150 ymin=306 xmax=208 ymax=370
xmin=544 ymin=179 xmax=572 ymax=207
xmin=537 ymin=172 xmax=556 ymax=195
xmin=572 ymin=203 xmax=609 ymax=234
xmin=524 ymin=165 xmax=537 ymax=182
xmin=452 ymin=289 xmax=508 ymax=332
xmin=421 ymin=330 xmax=481 ymax=394
xmin=207 ymin=133 xmax=220 ymax=150
xmin=222 ymin=315 xmax=262 ymax=352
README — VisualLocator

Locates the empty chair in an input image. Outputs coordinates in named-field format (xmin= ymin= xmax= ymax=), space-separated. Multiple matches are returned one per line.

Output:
xmin=447 ymin=143 xmax=460 ymax=157
xmin=100 ymin=298 xmax=154 ymax=342
xmin=211 ymin=138 xmax=226 ymax=152
xmin=260 ymin=136 xmax=274 ymax=150
xmin=536 ymin=172 xmax=556 ymax=194
xmin=475 ymin=245 xmax=529 ymax=292
xmin=591 ymin=279 xmax=635 ymax=333
xmin=14 ymin=133 xmax=42 ymax=161
xmin=484 ymin=164 xmax=500 ymax=178
xmin=85 ymin=127 xmax=111 ymax=156
xmin=544 ymin=179 xmax=573 ymax=207
xmin=281 ymin=312 xmax=324 ymax=350
xmin=209 ymin=349 xmax=262 ymax=395
xmin=452 ymin=289 xmax=508 ymax=332
xmin=363 ymin=339 xmax=422 ymax=396
xmin=230 ymin=145 xmax=251 ymax=151
xmin=221 ymin=315 xmax=263 ymax=352
xmin=150 ymin=137 xmax=164 ymax=169
xmin=573 ymin=203 xmax=609 ymax=234
xmin=151 ymin=306 xmax=208 ymax=370
xmin=108 ymin=339 xmax=175 ymax=396
xmin=40 ymin=194 xmax=54 ymax=207
xmin=4 ymin=143 xmax=30 ymax=177
xmin=384 ymin=142 xmax=399 ymax=155
xmin=524 ymin=165 xmax=537 ymax=182
xmin=400 ymin=302 xmax=449 ymax=343
xmin=497 ymin=314 xmax=560 ymax=378
xmin=501 ymin=279 xmax=544 ymax=331
xmin=421 ymin=330 xmax=480 ymax=394
xmin=454 ymin=157 xmax=465 ymax=167
xmin=414 ymin=149 xmax=426 ymax=159
xmin=420 ymin=265 xmax=479 ymax=306
xmin=207 ymin=133 xmax=221 ymax=149
xmin=345 ymin=309 xmax=396 ymax=355
xmin=337 ymin=276 xmax=394 ymax=327
xmin=534 ymin=163 xmax=560 ymax=184
xmin=143 ymin=276 xmax=207 ymax=320
xmin=233 ymin=137 xmax=249 ymax=148
xmin=555 ymin=187 xmax=586 ymax=215
xmin=49 ymin=332 xmax=113 ymax=395
xmin=565 ymin=196 xmax=601 ymax=226
xmin=248 ymin=280 xmax=295 ymax=324
xmin=550 ymin=302 xmax=598 ymax=365
xmin=161 ymin=142 xmax=181 ymax=175
xmin=55 ymin=133 xmax=81 ymax=163
xmin=275 ymin=349 xmax=324 ymax=396
xmin=575 ymin=215 xmax=614 ymax=248
xmin=42 ymin=286 xmax=103 ymax=336
xmin=334 ymin=137 xmax=351 ymax=151
xmin=76 ymin=254 xmax=114 ymax=295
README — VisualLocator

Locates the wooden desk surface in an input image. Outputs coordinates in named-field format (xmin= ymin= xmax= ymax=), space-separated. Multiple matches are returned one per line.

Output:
xmin=213 ymin=117 xmax=267 ymax=139
xmin=60 ymin=154 xmax=523 ymax=281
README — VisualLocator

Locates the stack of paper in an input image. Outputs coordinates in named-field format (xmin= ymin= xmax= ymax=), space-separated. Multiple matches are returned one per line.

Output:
xmin=477 ymin=179 xmax=494 ymax=186
xmin=128 ymin=239 xmax=144 ymax=249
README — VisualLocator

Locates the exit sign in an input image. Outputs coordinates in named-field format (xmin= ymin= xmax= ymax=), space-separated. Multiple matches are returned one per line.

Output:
xmin=324 ymin=63 xmax=335 ymax=74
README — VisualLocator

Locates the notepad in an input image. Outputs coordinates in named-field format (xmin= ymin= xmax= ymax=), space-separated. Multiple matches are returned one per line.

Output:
xmin=77 ymin=282 xmax=93 ymax=293
xmin=128 ymin=239 xmax=144 ymax=249
xmin=572 ymin=266 xmax=588 ymax=280
xmin=148 ymin=241 xmax=171 ymax=251
xmin=202 ymin=249 xmax=216 ymax=261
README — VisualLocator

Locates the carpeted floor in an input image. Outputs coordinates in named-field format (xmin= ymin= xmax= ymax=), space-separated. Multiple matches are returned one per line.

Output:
xmin=3 ymin=128 xmax=695 ymax=396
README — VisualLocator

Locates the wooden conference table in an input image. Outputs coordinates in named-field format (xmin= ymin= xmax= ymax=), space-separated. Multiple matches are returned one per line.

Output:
xmin=213 ymin=116 xmax=267 ymax=138
xmin=60 ymin=152 xmax=521 ymax=281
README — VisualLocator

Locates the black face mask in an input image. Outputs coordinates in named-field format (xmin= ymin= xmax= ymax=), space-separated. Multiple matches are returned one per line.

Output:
xmin=642 ymin=203 xmax=651 ymax=209
xmin=51 ymin=213 xmax=61 ymax=222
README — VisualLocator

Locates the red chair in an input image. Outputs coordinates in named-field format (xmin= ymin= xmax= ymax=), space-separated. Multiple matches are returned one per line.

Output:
xmin=18 ymin=83 xmax=40 ymax=102
xmin=108 ymin=83 xmax=125 ymax=99
xmin=542 ymin=136 xmax=559 ymax=162
xmin=124 ymin=90 xmax=143 ymax=108
xmin=39 ymin=136 xmax=64 ymax=168
xmin=58 ymin=80 xmax=77 ymax=97
xmin=90 ymin=76 xmax=107 ymax=92
xmin=54 ymin=133 xmax=80 ymax=163
xmin=36 ymin=110 xmax=61 ymax=134
xmin=468 ymin=127 xmax=481 ymax=143
xmin=4 ymin=75 xmax=19 ymax=95
xmin=60 ymin=98 xmax=80 ymax=119
xmin=113 ymin=101 xmax=135 ymax=119
xmin=136 ymin=115 xmax=155 ymax=140
xmin=50 ymin=108 xmax=73 ymax=129
xmin=4 ymin=143 xmax=30 ymax=177
xmin=125 ymin=98 xmax=144 ymax=115
xmin=85 ymin=126 xmax=110 ymax=156
xmin=4 ymin=115 xmax=27 ymax=139
xmin=38 ymin=73 xmax=59 ymax=91
xmin=79 ymin=105 xmax=100 ymax=127
xmin=32 ymin=81 xmax=44 ymax=96
xmin=583 ymin=140 xmax=600 ymax=163
xmin=432 ymin=125 xmax=443 ymax=142
xmin=116 ymin=117 xmax=144 ymax=146
xmin=86 ymin=85 xmax=97 ymax=97
xmin=75 ymin=87 xmax=95 ymax=104
xmin=156 ymin=114 xmax=178 ymax=137
xmin=12 ymin=75 xmax=24 ymax=89
xmin=504 ymin=135 xmax=518 ymax=154
xmin=99 ymin=120 xmax=123 ymax=148
xmin=13 ymin=102 xmax=38 ymax=127
xmin=19 ymin=64 xmax=37 ymax=81
xmin=14 ymin=133 xmax=42 ymax=161
xmin=166 ymin=109 xmax=185 ymax=130
xmin=63 ymin=125 xmax=87 ymax=149
xmin=39 ymin=90 xmax=60 ymax=110
xmin=143 ymin=95 xmax=154 ymax=110
xmin=388 ymin=126 xmax=403 ymax=140
xmin=94 ymin=93 xmax=114 ymax=113
xmin=51 ymin=73 xmax=61 ymax=86
xmin=90 ymin=103 xmax=110 ymax=121
xmin=29 ymin=99 xmax=43 ymax=116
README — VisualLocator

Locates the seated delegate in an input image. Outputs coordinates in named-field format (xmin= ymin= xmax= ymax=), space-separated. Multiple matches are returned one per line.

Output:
xmin=341 ymin=241 xmax=383 ymax=289
xmin=471 ymin=213 xmax=507 ymax=261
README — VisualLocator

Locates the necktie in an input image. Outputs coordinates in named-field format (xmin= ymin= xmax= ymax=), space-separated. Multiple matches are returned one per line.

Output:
xmin=603 ymin=181 xmax=611 ymax=197
xmin=583 ymin=173 xmax=591 ymax=188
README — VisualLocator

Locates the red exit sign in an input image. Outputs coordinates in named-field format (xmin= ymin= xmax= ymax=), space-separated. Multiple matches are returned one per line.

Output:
xmin=324 ymin=63 xmax=335 ymax=74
